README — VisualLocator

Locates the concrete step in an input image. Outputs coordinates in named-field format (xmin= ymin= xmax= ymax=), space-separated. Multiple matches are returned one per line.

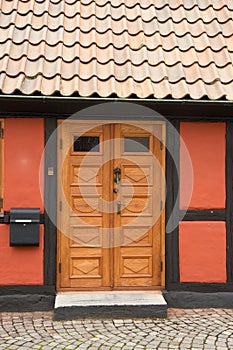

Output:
xmin=54 ymin=291 xmax=167 ymax=320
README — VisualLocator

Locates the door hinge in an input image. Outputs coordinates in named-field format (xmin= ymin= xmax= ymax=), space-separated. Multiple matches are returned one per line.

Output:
xmin=160 ymin=200 xmax=163 ymax=211
xmin=60 ymin=138 xmax=63 ymax=149
xmin=59 ymin=201 xmax=62 ymax=211
xmin=160 ymin=140 xmax=163 ymax=150
xmin=0 ymin=127 xmax=4 ymax=139
xmin=0 ymin=198 xmax=3 ymax=210
xmin=160 ymin=261 xmax=163 ymax=272
xmin=58 ymin=262 xmax=62 ymax=273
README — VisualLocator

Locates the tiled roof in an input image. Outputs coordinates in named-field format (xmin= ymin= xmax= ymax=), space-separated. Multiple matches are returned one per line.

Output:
xmin=0 ymin=0 xmax=233 ymax=99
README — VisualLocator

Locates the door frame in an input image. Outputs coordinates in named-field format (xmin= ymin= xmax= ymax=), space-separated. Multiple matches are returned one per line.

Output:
xmin=56 ymin=119 xmax=166 ymax=290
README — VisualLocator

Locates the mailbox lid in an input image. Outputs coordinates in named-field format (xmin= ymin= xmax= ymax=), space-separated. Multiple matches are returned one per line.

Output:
xmin=10 ymin=208 xmax=40 ymax=223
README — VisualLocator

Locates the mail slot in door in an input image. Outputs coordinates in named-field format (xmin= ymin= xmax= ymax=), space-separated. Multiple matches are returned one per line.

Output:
xmin=10 ymin=208 xmax=40 ymax=246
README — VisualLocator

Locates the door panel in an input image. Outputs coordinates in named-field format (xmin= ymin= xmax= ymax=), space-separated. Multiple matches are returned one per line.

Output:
xmin=57 ymin=121 xmax=165 ymax=290
xmin=113 ymin=124 xmax=162 ymax=287
xmin=58 ymin=124 xmax=111 ymax=288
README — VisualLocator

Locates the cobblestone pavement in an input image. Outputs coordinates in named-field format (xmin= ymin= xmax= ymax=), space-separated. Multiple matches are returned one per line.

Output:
xmin=1 ymin=309 xmax=233 ymax=349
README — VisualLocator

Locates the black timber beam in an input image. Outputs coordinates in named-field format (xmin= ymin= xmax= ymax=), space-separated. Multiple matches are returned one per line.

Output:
xmin=0 ymin=96 xmax=233 ymax=119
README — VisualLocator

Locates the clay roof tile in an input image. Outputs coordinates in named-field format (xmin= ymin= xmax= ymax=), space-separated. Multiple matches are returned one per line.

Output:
xmin=0 ymin=0 xmax=233 ymax=99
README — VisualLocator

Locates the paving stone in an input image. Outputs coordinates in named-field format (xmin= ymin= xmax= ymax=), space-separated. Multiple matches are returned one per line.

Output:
xmin=0 ymin=309 xmax=233 ymax=349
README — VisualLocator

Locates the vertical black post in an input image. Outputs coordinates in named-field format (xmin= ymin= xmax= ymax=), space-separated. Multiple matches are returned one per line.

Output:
xmin=44 ymin=117 xmax=57 ymax=286
xmin=226 ymin=121 xmax=233 ymax=283
xmin=165 ymin=120 xmax=180 ymax=288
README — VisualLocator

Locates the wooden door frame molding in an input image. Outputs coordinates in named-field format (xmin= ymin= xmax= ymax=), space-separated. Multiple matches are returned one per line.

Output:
xmin=56 ymin=119 xmax=166 ymax=290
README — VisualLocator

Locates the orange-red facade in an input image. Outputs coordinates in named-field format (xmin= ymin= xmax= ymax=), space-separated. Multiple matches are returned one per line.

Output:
xmin=180 ymin=122 xmax=226 ymax=283
xmin=0 ymin=119 xmax=44 ymax=285
xmin=0 ymin=119 xmax=228 ymax=287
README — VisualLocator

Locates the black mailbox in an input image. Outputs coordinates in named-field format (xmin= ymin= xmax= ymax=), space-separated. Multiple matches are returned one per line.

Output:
xmin=10 ymin=208 xmax=40 ymax=246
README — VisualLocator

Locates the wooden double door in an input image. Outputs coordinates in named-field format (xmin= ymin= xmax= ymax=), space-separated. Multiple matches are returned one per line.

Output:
xmin=57 ymin=121 xmax=165 ymax=290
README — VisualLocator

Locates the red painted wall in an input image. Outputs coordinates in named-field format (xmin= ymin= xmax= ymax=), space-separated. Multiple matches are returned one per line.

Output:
xmin=0 ymin=225 xmax=44 ymax=285
xmin=180 ymin=122 xmax=226 ymax=209
xmin=179 ymin=221 xmax=226 ymax=283
xmin=0 ymin=118 xmax=44 ymax=285
xmin=4 ymin=118 xmax=44 ymax=209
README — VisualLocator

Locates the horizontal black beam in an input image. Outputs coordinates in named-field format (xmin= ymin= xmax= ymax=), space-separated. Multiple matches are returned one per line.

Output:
xmin=180 ymin=209 xmax=226 ymax=221
xmin=0 ymin=285 xmax=55 ymax=295
xmin=164 ymin=291 xmax=233 ymax=308
xmin=166 ymin=282 xmax=233 ymax=292
xmin=0 ymin=294 xmax=55 ymax=312
xmin=0 ymin=213 xmax=44 ymax=224
xmin=0 ymin=96 xmax=233 ymax=119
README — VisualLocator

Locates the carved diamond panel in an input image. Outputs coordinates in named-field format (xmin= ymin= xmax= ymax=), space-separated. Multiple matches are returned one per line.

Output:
xmin=121 ymin=226 xmax=152 ymax=246
xmin=122 ymin=257 xmax=152 ymax=276
xmin=123 ymin=165 xmax=151 ymax=185
xmin=72 ymin=166 xmax=102 ymax=186
xmin=71 ymin=257 xmax=102 ymax=278
xmin=72 ymin=196 xmax=101 ymax=216
xmin=70 ymin=225 xmax=102 ymax=247
xmin=121 ymin=195 xmax=152 ymax=216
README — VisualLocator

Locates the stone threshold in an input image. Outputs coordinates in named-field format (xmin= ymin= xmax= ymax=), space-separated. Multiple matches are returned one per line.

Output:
xmin=54 ymin=291 xmax=167 ymax=320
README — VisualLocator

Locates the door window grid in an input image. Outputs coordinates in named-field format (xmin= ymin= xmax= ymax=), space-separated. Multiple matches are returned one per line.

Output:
xmin=73 ymin=136 xmax=100 ymax=152
xmin=124 ymin=136 xmax=150 ymax=152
